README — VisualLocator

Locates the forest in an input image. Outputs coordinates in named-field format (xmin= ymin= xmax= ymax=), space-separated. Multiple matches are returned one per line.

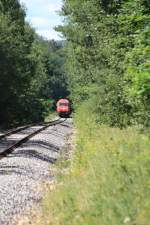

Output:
xmin=0 ymin=0 xmax=68 ymax=127
xmin=57 ymin=0 xmax=150 ymax=129
xmin=0 ymin=0 xmax=149 ymax=129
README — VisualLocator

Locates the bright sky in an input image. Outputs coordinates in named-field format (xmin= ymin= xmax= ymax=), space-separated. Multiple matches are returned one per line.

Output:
xmin=20 ymin=0 xmax=63 ymax=40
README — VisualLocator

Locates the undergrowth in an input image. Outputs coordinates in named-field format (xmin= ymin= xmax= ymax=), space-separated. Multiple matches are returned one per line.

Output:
xmin=38 ymin=104 xmax=150 ymax=225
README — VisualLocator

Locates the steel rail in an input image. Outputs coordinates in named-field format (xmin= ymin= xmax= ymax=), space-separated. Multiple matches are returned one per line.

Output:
xmin=0 ymin=118 xmax=66 ymax=158
xmin=0 ymin=118 xmax=60 ymax=140
xmin=0 ymin=125 xmax=34 ymax=140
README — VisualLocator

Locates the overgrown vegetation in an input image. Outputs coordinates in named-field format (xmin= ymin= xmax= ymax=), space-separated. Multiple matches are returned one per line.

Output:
xmin=38 ymin=104 xmax=150 ymax=225
xmin=0 ymin=0 xmax=68 ymax=127
xmin=57 ymin=0 xmax=150 ymax=128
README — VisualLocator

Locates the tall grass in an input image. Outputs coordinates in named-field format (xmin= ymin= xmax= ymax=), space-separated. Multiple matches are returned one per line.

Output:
xmin=39 ymin=104 xmax=150 ymax=225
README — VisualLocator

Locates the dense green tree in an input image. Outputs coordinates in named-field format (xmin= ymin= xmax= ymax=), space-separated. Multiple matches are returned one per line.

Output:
xmin=58 ymin=0 xmax=150 ymax=128
xmin=0 ymin=0 xmax=67 ymax=127
xmin=0 ymin=0 xmax=35 ymax=125
xmin=42 ymin=40 xmax=69 ymax=102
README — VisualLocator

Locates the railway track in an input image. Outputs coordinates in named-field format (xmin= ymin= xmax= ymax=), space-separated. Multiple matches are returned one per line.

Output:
xmin=0 ymin=118 xmax=66 ymax=158
xmin=0 ymin=117 xmax=72 ymax=225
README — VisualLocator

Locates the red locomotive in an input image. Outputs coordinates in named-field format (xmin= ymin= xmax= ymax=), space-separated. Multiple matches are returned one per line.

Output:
xmin=56 ymin=99 xmax=71 ymax=117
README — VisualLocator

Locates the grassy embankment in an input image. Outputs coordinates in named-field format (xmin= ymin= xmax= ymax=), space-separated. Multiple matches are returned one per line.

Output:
xmin=38 ymin=104 xmax=150 ymax=225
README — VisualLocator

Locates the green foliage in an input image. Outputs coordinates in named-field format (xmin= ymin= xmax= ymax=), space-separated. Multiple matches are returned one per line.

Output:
xmin=42 ymin=40 xmax=69 ymax=101
xmin=0 ymin=2 xmax=35 ymax=125
xmin=125 ymin=26 xmax=150 ymax=126
xmin=57 ymin=0 xmax=150 ymax=128
xmin=0 ymin=0 xmax=68 ymax=127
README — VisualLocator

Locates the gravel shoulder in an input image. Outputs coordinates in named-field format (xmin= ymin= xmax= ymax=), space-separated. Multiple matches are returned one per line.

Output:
xmin=0 ymin=118 xmax=73 ymax=225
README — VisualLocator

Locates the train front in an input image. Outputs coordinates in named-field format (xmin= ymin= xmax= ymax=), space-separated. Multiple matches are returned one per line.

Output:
xmin=56 ymin=99 xmax=71 ymax=118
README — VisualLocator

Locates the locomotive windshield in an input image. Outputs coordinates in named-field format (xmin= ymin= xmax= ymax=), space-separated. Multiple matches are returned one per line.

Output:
xmin=59 ymin=103 xmax=68 ymax=106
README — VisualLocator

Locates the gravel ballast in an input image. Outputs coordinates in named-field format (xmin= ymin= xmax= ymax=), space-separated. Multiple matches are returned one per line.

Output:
xmin=0 ymin=118 xmax=73 ymax=225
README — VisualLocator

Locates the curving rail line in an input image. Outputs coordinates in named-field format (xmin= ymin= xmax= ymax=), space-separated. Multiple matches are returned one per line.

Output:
xmin=0 ymin=118 xmax=66 ymax=158
xmin=0 ymin=119 xmax=62 ymax=140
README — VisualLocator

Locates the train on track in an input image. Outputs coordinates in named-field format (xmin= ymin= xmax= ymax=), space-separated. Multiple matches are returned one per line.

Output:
xmin=56 ymin=99 xmax=71 ymax=118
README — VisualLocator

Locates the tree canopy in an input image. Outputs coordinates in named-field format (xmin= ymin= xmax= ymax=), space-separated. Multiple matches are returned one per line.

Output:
xmin=1 ymin=0 xmax=149 ymax=128
xmin=0 ymin=0 xmax=68 ymax=127
xmin=57 ymin=0 xmax=150 ymax=127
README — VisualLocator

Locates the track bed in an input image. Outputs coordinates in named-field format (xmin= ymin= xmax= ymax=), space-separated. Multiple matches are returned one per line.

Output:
xmin=0 ymin=118 xmax=73 ymax=225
